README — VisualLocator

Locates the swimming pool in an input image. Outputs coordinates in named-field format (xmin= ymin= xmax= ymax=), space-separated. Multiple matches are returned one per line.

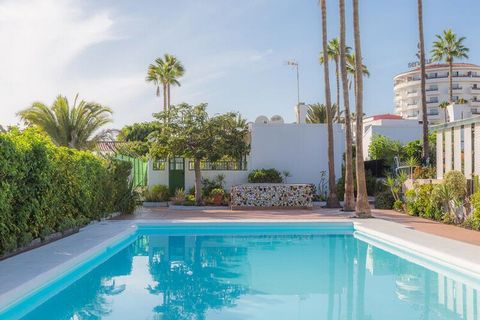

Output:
xmin=1 ymin=222 xmax=479 ymax=319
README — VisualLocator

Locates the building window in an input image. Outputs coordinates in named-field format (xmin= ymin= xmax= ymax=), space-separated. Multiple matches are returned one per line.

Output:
xmin=188 ymin=160 xmax=247 ymax=171
xmin=169 ymin=157 xmax=184 ymax=170
xmin=428 ymin=97 xmax=439 ymax=103
xmin=153 ymin=159 xmax=166 ymax=171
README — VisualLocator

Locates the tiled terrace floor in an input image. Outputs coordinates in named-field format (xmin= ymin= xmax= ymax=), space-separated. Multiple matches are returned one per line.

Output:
xmin=114 ymin=206 xmax=480 ymax=246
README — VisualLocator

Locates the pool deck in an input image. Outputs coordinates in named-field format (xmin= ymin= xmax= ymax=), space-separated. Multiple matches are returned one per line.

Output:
xmin=1 ymin=206 xmax=480 ymax=313
xmin=115 ymin=206 xmax=480 ymax=246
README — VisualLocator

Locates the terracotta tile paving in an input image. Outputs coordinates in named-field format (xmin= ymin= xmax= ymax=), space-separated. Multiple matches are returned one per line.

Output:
xmin=113 ymin=206 xmax=480 ymax=246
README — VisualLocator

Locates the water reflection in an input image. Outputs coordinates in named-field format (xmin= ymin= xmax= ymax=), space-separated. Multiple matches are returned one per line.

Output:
xmin=20 ymin=233 xmax=480 ymax=320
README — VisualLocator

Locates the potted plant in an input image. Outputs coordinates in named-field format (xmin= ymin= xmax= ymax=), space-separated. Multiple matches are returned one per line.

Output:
xmin=210 ymin=188 xmax=225 ymax=206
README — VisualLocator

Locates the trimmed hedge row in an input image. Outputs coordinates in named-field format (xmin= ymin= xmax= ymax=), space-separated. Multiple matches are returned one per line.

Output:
xmin=0 ymin=128 xmax=133 ymax=255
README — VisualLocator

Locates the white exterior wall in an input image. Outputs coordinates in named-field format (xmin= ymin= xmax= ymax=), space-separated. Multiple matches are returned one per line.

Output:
xmin=184 ymin=169 xmax=248 ymax=192
xmin=249 ymin=123 xmax=344 ymax=185
xmin=393 ymin=64 xmax=480 ymax=124
xmin=363 ymin=120 xmax=422 ymax=160
xmin=146 ymin=161 xmax=169 ymax=187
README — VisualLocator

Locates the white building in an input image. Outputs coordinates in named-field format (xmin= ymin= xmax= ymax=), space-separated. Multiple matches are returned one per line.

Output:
xmin=361 ymin=114 xmax=423 ymax=160
xmin=394 ymin=63 xmax=480 ymax=124
xmin=147 ymin=107 xmax=345 ymax=192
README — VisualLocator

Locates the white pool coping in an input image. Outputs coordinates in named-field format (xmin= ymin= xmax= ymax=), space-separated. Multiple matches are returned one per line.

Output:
xmin=0 ymin=218 xmax=479 ymax=312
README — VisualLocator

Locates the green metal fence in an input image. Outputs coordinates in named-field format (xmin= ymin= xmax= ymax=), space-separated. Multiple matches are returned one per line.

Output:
xmin=115 ymin=154 xmax=148 ymax=187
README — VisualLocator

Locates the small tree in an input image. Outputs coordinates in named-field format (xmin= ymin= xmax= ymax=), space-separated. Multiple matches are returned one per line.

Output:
xmin=150 ymin=103 xmax=249 ymax=205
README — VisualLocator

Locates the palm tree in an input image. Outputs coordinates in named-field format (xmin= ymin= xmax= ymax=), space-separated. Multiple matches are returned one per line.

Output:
xmin=353 ymin=0 xmax=371 ymax=217
xmin=431 ymin=29 xmax=469 ymax=103
xmin=146 ymin=54 xmax=185 ymax=112
xmin=306 ymin=103 xmax=341 ymax=124
xmin=339 ymin=0 xmax=355 ymax=211
xmin=417 ymin=0 xmax=429 ymax=166
xmin=320 ymin=38 xmax=350 ymax=122
xmin=346 ymin=53 xmax=370 ymax=98
xmin=320 ymin=0 xmax=341 ymax=208
xmin=17 ymin=94 xmax=112 ymax=149
xmin=439 ymin=101 xmax=450 ymax=122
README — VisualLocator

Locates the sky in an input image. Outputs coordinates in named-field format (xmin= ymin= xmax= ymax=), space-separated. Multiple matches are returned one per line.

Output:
xmin=1 ymin=0 xmax=480 ymax=128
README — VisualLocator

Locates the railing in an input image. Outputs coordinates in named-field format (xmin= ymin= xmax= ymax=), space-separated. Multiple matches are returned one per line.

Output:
xmin=452 ymin=86 xmax=463 ymax=90
xmin=188 ymin=160 xmax=247 ymax=171
xmin=427 ymin=74 xmax=448 ymax=79
xmin=472 ymin=109 xmax=480 ymax=114
xmin=472 ymin=87 xmax=480 ymax=90
xmin=427 ymin=100 xmax=439 ymax=104
xmin=425 ymin=87 xmax=438 ymax=92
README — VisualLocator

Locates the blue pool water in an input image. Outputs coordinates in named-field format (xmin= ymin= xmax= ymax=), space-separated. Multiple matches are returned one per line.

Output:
xmin=2 ymin=224 xmax=480 ymax=320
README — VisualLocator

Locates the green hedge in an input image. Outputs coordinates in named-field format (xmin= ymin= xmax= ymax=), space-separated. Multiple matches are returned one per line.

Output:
xmin=0 ymin=128 xmax=134 ymax=255
xmin=248 ymin=168 xmax=283 ymax=183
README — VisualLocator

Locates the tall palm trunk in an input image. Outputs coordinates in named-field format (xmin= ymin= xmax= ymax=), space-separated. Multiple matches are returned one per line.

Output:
xmin=162 ymin=83 xmax=167 ymax=112
xmin=418 ymin=0 xmax=429 ymax=165
xmin=167 ymin=84 xmax=171 ymax=111
xmin=321 ymin=0 xmax=341 ymax=208
xmin=194 ymin=158 xmax=203 ymax=206
xmin=340 ymin=0 xmax=355 ymax=211
xmin=353 ymin=0 xmax=371 ymax=217
xmin=449 ymin=59 xmax=453 ymax=103
xmin=335 ymin=57 xmax=340 ymax=122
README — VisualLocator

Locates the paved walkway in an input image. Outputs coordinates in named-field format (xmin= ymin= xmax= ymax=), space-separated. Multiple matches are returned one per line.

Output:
xmin=114 ymin=206 xmax=480 ymax=246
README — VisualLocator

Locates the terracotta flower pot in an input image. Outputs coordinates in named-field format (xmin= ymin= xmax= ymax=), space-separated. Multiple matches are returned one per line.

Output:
xmin=213 ymin=194 xmax=223 ymax=206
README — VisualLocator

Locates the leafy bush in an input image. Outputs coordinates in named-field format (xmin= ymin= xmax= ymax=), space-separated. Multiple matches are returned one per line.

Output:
xmin=336 ymin=169 xmax=384 ymax=200
xmin=405 ymin=183 xmax=443 ymax=221
xmin=443 ymin=170 xmax=466 ymax=200
xmin=248 ymin=168 xmax=283 ymax=183
xmin=374 ymin=191 xmax=394 ymax=209
xmin=144 ymin=184 xmax=170 ymax=202
xmin=210 ymin=188 xmax=225 ymax=196
xmin=172 ymin=188 xmax=186 ymax=205
xmin=0 ymin=128 xmax=133 ymax=255
xmin=201 ymin=174 xmax=225 ymax=196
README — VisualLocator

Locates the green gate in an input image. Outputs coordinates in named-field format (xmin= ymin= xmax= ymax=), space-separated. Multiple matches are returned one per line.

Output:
xmin=168 ymin=157 xmax=185 ymax=194
xmin=115 ymin=154 xmax=148 ymax=187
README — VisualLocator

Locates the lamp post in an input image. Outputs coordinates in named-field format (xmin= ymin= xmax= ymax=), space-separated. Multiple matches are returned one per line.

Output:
xmin=287 ymin=60 xmax=300 ymax=105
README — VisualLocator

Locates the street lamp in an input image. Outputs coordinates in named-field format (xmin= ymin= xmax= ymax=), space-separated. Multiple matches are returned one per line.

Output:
xmin=286 ymin=60 xmax=300 ymax=105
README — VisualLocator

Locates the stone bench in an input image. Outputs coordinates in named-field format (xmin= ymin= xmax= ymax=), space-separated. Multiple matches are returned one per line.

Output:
xmin=230 ymin=183 xmax=314 ymax=210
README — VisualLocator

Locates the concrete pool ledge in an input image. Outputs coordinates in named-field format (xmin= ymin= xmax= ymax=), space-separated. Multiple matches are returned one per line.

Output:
xmin=1 ymin=218 xmax=480 ymax=313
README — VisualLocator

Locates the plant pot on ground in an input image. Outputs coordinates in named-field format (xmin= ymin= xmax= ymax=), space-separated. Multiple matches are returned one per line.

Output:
xmin=210 ymin=188 xmax=225 ymax=206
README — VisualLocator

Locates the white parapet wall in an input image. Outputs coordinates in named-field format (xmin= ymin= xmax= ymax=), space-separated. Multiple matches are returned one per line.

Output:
xmin=433 ymin=116 xmax=480 ymax=179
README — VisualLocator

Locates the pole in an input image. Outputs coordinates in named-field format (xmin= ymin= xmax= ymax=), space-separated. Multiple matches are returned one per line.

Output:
xmin=296 ymin=64 xmax=300 ymax=105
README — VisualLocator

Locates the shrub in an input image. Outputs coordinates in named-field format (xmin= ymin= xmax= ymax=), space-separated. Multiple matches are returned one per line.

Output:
xmin=443 ymin=171 xmax=467 ymax=200
xmin=172 ymin=188 xmax=186 ymax=205
xmin=0 ymin=128 xmax=132 ymax=255
xmin=374 ymin=191 xmax=394 ymax=209
xmin=336 ymin=169 xmax=384 ymax=200
xmin=210 ymin=188 xmax=225 ymax=196
xmin=201 ymin=174 xmax=225 ymax=196
xmin=144 ymin=184 xmax=170 ymax=202
xmin=248 ymin=168 xmax=283 ymax=183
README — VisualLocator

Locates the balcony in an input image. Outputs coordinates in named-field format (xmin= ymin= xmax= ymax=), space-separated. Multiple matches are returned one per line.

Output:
xmin=426 ymin=100 xmax=439 ymax=104
xmin=472 ymin=86 xmax=480 ymax=90
xmin=427 ymin=111 xmax=439 ymax=116
xmin=472 ymin=109 xmax=480 ymax=114
xmin=425 ymin=87 xmax=438 ymax=92
xmin=452 ymin=86 xmax=463 ymax=91
xmin=427 ymin=74 xmax=448 ymax=79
